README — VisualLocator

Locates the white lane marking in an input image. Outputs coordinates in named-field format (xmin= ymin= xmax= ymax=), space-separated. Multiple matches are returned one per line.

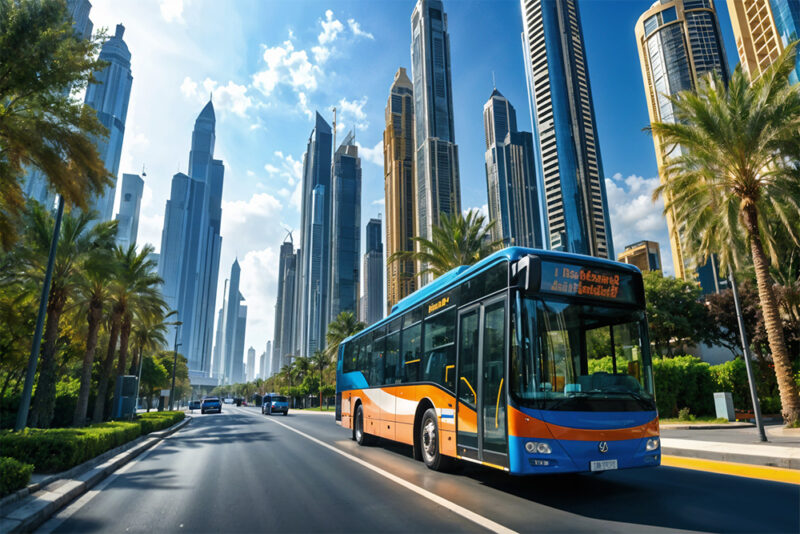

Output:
xmin=253 ymin=409 xmax=518 ymax=534
xmin=37 ymin=438 xmax=168 ymax=533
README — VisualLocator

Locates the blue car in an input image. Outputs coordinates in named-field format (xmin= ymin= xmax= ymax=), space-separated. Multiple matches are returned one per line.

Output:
xmin=262 ymin=394 xmax=289 ymax=416
xmin=201 ymin=397 xmax=222 ymax=414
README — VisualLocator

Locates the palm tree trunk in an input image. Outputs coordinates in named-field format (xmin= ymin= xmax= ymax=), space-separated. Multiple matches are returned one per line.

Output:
xmin=73 ymin=298 xmax=103 ymax=427
xmin=29 ymin=288 xmax=65 ymax=428
xmin=744 ymin=205 xmax=800 ymax=426
xmin=93 ymin=312 xmax=121 ymax=422
xmin=129 ymin=346 xmax=142 ymax=376
xmin=116 ymin=316 xmax=132 ymax=376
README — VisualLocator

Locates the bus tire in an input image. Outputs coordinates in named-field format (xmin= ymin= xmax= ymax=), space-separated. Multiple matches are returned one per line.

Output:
xmin=353 ymin=404 xmax=373 ymax=445
xmin=420 ymin=408 xmax=454 ymax=471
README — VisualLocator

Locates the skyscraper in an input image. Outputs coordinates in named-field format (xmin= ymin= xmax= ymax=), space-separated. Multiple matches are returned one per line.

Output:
xmin=521 ymin=0 xmax=614 ymax=259
xmin=483 ymin=89 xmax=543 ymax=249
xmin=115 ymin=173 xmax=143 ymax=249
xmin=635 ymin=0 xmax=730 ymax=292
xmin=84 ymin=24 xmax=133 ymax=222
xmin=384 ymin=67 xmax=417 ymax=312
xmin=411 ymin=0 xmax=461 ymax=278
xmin=272 ymin=237 xmax=297 ymax=374
xmin=247 ymin=347 xmax=256 ymax=382
xmin=158 ymin=100 xmax=224 ymax=379
xmin=261 ymin=340 xmax=271 ymax=379
xmin=728 ymin=0 xmax=800 ymax=85
xmin=328 ymin=131 xmax=362 ymax=325
xmin=214 ymin=259 xmax=245 ymax=384
xmin=232 ymin=305 xmax=247 ymax=384
xmin=297 ymin=113 xmax=333 ymax=357
xmin=362 ymin=218 xmax=384 ymax=326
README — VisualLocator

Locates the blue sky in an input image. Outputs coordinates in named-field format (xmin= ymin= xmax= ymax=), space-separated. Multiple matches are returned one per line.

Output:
xmin=90 ymin=0 xmax=740 ymax=363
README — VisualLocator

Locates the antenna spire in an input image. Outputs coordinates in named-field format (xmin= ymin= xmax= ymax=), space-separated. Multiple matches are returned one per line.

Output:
xmin=492 ymin=70 xmax=496 ymax=89
xmin=332 ymin=106 xmax=337 ymax=149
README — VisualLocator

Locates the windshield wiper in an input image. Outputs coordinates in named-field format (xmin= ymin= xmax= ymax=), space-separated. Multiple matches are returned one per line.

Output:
xmin=603 ymin=390 xmax=655 ymax=408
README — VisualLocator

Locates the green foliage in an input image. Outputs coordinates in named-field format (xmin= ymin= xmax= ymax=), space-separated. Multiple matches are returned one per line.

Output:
xmin=0 ymin=456 xmax=34 ymax=497
xmin=677 ymin=407 xmax=692 ymax=421
xmin=587 ymin=356 xmax=614 ymax=374
xmin=652 ymin=356 xmax=715 ymax=417
xmin=708 ymin=358 xmax=750 ymax=411
xmin=136 ymin=410 xmax=185 ymax=434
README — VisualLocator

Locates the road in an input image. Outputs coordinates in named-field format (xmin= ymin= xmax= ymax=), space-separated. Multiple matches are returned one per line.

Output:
xmin=40 ymin=406 xmax=799 ymax=533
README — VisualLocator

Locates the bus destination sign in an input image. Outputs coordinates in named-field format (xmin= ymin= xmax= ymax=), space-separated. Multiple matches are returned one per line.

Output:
xmin=540 ymin=261 xmax=638 ymax=304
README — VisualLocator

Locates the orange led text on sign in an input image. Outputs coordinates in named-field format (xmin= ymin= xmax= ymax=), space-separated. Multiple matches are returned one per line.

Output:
xmin=549 ymin=266 xmax=620 ymax=299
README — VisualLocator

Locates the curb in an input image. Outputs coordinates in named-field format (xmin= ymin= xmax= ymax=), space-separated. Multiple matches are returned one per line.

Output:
xmin=660 ymin=422 xmax=754 ymax=430
xmin=662 ymin=447 xmax=800 ymax=469
xmin=661 ymin=438 xmax=800 ymax=470
xmin=0 ymin=416 xmax=191 ymax=533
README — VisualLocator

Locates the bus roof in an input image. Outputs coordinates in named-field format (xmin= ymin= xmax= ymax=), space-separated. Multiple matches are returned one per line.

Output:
xmin=343 ymin=246 xmax=641 ymax=345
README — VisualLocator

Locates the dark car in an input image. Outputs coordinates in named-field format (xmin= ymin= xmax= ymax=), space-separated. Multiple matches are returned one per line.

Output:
xmin=262 ymin=394 xmax=289 ymax=416
xmin=189 ymin=400 xmax=201 ymax=410
xmin=201 ymin=397 xmax=222 ymax=414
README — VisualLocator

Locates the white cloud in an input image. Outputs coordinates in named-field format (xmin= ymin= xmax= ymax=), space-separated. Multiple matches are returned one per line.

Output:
xmin=290 ymin=181 xmax=303 ymax=212
xmin=137 ymin=211 xmax=164 ymax=252
xmin=141 ymin=183 xmax=154 ymax=209
xmin=318 ymin=10 xmax=344 ymax=45
xmin=253 ymin=40 xmax=319 ymax=96
xmin=372 ymin=198 xmax=385 ymax=206
xmin=180 ymin=76 xmax=197 ymax=98
xmin=465 ymin=204 xmax=490 ymax=220
xmin=180 ymin=77 xmax=253 ymax=117
xmin=264 ymin=164 xmax=279 ymax=174
xmin=271 ymin=151 xmax=303 ymax=186
xmin=312 ymin=45 xmax=331 ymax=64
xmin=348 ymin=19 xmax=374 ymax=40
xmin=297 ymin=91 xmax=313 ymax=120
xmin=238 ymin=246 xmax=282 ymax=360
xmin=338 ymin=96 xmax=368 ymax=130
xmin=246 ymin=170 xmax=255 ymax=177
xmin=159 ymin=0 xmax=185 ymax=23
xmin=605 ymin=173 xmax=674 ymax=275
xmin=357 ymin=139 xmax=383 ymax=167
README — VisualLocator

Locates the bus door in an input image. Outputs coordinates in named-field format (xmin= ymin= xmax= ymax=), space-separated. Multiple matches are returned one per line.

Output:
xmin=456 ymin=296 xmax=508 ymax=468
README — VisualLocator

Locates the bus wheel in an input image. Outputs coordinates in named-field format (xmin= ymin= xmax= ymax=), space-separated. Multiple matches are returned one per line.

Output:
xmin=354 ymin=404 xmax=373 ymax=446
xmin=420 ymin=408 xmax=453 ymax=471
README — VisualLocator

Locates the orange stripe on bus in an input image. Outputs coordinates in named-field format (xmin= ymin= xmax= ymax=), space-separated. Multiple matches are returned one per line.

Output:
xmin=507 ymin=406 xmax=659 ymax=441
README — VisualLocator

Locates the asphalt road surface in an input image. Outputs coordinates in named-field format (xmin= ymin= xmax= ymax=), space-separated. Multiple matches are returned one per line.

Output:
xmin=40 ymin=406 xmax=799 ymax=533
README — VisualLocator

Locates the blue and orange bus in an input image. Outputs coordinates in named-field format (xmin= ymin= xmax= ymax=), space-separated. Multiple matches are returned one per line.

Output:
xmin=335 ymin=247 xmax=660 ymax=475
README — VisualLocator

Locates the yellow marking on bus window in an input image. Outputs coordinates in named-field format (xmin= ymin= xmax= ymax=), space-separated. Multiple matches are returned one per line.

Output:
xmin=461 ymin=377 xmax=476 ymax=401
xmin=445 ymin=365 xmax=454 ymax=382
xmin=661 ymin=455 xmax=800 ymax=485
xmin=405 ymin=359 xmax=420 ymax=365
xmin=495 ymin=377 xmax=504 ymax=429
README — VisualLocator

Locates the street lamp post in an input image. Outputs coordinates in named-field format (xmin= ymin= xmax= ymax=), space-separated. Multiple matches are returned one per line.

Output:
xmin=169 ymin=321 xmax=183 ymax=411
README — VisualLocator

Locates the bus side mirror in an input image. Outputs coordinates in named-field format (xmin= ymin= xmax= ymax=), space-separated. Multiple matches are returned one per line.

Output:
xmin=513 ymin=255 xmax=541 ymax=293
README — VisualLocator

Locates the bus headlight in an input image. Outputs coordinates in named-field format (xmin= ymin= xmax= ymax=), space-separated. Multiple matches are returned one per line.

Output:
xmin=646 ymin=437 xmax=660 ymax=451
xmin=525 ymin=441 xmax=552 ymax=454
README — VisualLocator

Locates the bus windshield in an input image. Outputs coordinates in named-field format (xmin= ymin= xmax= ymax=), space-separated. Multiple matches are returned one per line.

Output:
xmin=511 ymin=296 xmax=655 ymax=412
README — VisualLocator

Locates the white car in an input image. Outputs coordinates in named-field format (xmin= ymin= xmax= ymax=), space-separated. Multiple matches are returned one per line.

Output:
xmin=223 ymin=397 xmax=234 ymax=404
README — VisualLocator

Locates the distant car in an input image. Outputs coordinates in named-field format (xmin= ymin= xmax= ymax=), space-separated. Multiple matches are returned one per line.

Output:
xmin=189 ymin=400 xmax=201 ymax=410
xmin=223 ymin=397 xmax=234 ymax=404
xmin=262 ymin=394 xmax=289 ymax=416
xmin=201 ymin=397 xmax=222 ymax=414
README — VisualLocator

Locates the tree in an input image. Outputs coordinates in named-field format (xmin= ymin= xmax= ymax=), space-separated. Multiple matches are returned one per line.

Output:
xmin=0 ymin=0 xmax=111 ymax=248
xmin=310 ymin=351 xmax=329 ymax=409
xmin=650 ymin=42 xmax=800 ymax=425
xmin=128 ymin=311 xmax=169 ymax=377
xmin=705 ymin=280 xmax=768 ymax=359
xmin=642 ymin=271 xmax=717 ymax=357
xmin=388 ymin=209 xmax=501 ymax=281
xmin=324 ymin=311 xmax=365 ymax=361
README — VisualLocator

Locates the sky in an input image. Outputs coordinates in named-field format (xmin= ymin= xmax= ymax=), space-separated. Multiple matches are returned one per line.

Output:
xmin=88 ymin=0 xmax=741 ymax=366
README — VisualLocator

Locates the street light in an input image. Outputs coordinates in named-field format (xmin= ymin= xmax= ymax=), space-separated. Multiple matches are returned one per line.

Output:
xmin=169 ymin=321 xmax=183 ymax=411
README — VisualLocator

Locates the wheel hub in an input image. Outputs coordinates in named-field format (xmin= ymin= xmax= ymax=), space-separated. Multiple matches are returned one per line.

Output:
xmin=422 ymin=419 xmax=436 ymax=460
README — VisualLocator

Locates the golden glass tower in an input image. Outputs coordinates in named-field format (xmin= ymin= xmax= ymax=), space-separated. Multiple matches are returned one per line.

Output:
xmin=384 ymin=68 xmax=417 ymax=313
xmin=635 ymin=0 xmax=729 ymax=284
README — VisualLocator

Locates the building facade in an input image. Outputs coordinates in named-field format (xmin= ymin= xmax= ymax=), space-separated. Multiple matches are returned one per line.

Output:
xmin=328 ymin=131 xmax=362 ymax=326
xmin=84 ymin=24 xmax=133 ymax=222
xmin=411 ymin=0 xmax=461 ymax=276
xmin=635 ymin=0 xmax=730 ymax=293
xmin=212 ymin=259 xmax=246 ymax=384
xmin=246 ymin=347 xmax=256 ymax=382
xmin=158 ymin=100 xmax=224 ymax=379
xmin=618 ymin=240 xmax=663 ymax=272
xmin=728 ymin=0 xmax=800 ymax=85
xmin=483 ymin=89 xmax=543 ymax=249
xmin=232 ymin=305 xmax=247 ymax=384
xmin=115 ymin=173 xmax=143 ymax=249
xmin=521 ymin=0 xmax=614 ymax=259
xmin=362 ymin=218 xmax=384 ymax=326
xmin=384 ymin=67 xmax=417 ymax=312
xmin=272 ymin=237 xmax=297 ymax=374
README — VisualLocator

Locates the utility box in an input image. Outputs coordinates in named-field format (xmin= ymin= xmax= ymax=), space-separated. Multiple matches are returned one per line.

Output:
xmin=112 ymin=375 xmax=138 ymax=419
xmin=713 ymin=392 xmax=735 ymax=421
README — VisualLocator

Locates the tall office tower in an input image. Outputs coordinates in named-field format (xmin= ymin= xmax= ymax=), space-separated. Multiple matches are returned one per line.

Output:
xmin=362 ymin=218 xmax=384 ymax=326
xmin=410 ymin=0 xmax=461 ymax=281
xmin=211 ymin=297 xmax=225 ymax=379
xmin=216 ymin=259 xmax=245 ymax=383
xmin=83 ymin=24 xmax=133 ymax=222
xmin=246 ymin=347 xmax=256 ymax=382
xmin=521 ymin=0 xmax=614 ymax=259
xmin=23 ymin=0 xmax=94 ymax=208
xmin=115 ymin=173 xmax=143 ymax=249
xmin=618 ymin=240 xmax=662 ymax=272
xmin=483 ymin=89 xmax=543 ymax=249
xmin=384 ymin=68 xmax=417 ymax=312
xmin=328 ymin=131 xmax=362 ymax=325
xmin=636 ymin=0 xmax=730 ymax=293
xmin=272 ymin=237 xmax=297 ymax=374
xmin=297 ymin=113 xmax=333 ymax=357
xmin=728 ymin=0 xmax=800 ymax=84
xmin=158 ymin=100 xmax=224 ymax=379
xmin=261 ymin=340 xmax=271 ymax=379
xmin=232 ymin=305 xmax=247 ymax=384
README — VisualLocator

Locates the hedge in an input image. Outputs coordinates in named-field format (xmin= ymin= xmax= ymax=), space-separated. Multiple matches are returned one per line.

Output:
xmin=0 ymin=456 xmax=34 ymax=497
xmin=0 ymin=411 xmax=185 ymax=474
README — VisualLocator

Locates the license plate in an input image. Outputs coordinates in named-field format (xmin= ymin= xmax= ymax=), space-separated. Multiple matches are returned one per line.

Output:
xmin=590 ymin=459 xmax=618 ymax=471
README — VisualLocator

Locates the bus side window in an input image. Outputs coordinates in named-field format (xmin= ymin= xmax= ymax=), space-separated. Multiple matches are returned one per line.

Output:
xmin=385 ymin=330 xmax=400 ymax=384
xmin=401 ymin=322 xmax=422 ymax=383
xmin=359 ymin=334 xmax=373 ymax=384
xmin=370 ymin=330 xmax=386 ymax=386
xmin=422 ymin=307 xmax=456 ymax=390
xmin=343 ymin=342 xmax=356 ymax=373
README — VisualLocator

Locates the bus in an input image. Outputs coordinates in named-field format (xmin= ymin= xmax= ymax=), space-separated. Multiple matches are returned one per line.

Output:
xmin=335 ymin=247 xmax=660 ymax=475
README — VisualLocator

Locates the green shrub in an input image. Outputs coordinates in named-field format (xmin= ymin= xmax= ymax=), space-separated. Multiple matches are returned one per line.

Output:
xmin=709 ymin=358 xmax=750 ymax=409
xmin=588 ymin=356 xmax=614 ymax=374
xmin=0 ymin=456 xmax=34 ymax=497
xmin=652 ymin=356 xmax=715 ymax=417
xmin=760 ymin=396 xmax=782 ymax=415
xmin=677 ymin=407 xmax=693 ymax=421
xmin=137 ymin=411 xmax=184 ymax=433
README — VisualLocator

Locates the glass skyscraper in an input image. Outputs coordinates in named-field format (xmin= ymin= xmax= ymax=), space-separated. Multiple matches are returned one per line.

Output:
xmin=362 ymin=218 xmax=384 ymax=326
xmin=272 ymin=237 xmax=297 ymax=374
xmin=328 ymin=131 xmax=362 ymax=325
xmin=115 ymin=173 xmax=143 ymax=250
xmin=411 ymin=0 xmax=461 ymax=278
xmin=213 ymin=259 xmax=246 ymax=385
xmin=521 ymin=0 xmax=614 ymax=259
xmin=483 ymin=89 xmax=543 ymax=249
xmin=636 ymin=0 xmax=730 ymax=293
xmin=158 ymin=100 xmax=224 ymax=379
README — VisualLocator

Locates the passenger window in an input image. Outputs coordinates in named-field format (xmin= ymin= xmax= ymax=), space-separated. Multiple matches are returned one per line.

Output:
xmin=370 ymin=331 xmax=386 ymax=386
xmin=422 ymin=307 xmax=456 ymax=389
xmin=359 ymin=334 xmax=373 ymax=380
xmin=385 ymin=331 xmax=400 ymax=384
xmin=343 ymin=342 xmax=357 ymax=373
xmin=401 ymin=322 xmax=422 ymax=383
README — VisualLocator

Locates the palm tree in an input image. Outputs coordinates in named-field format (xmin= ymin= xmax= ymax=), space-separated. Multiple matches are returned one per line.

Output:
xmin=310 ymin=351 xmax=329 ymax=409
xmin=17 ymin=204 xmax=115 ymax=427
xmin=128 ymin=311 xmax=170 ymax=378
xmin=389 ymin=209 xmax=501 ymax=281
xmin=650 ymin=43 xmax=800 ymax=426
xmin=324 ymin=311 xmax=365 ymax=363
